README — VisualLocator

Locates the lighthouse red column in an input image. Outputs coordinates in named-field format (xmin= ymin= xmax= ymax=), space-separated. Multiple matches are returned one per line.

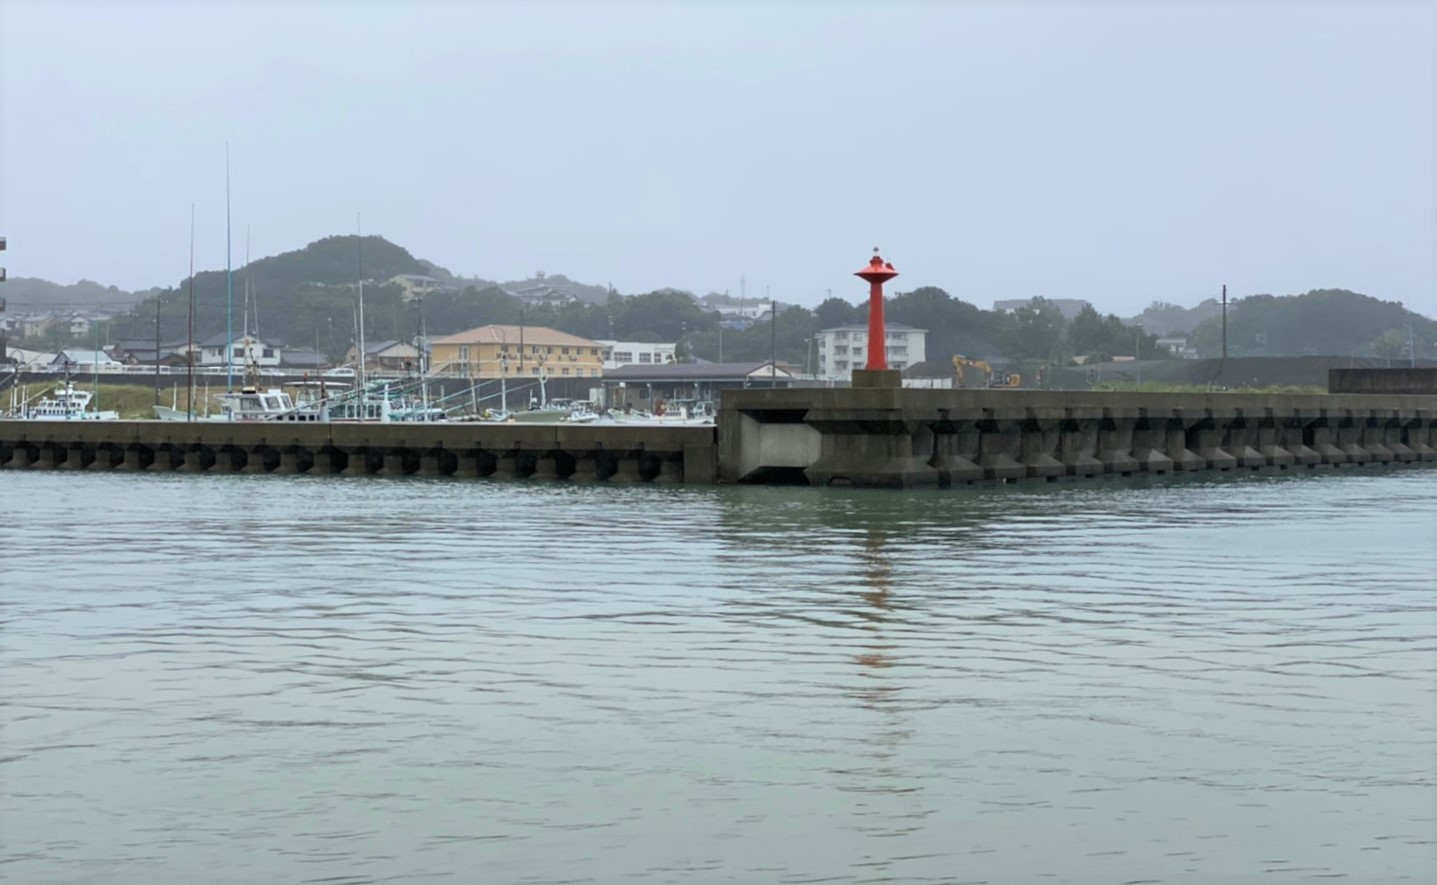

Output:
xmin=855 ymin=248 xmax=899 ymax=371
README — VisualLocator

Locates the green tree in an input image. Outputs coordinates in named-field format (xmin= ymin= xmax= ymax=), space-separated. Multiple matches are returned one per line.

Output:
xmin=1372 ymin=329 xmax=1408 ymax=365
xmin=1001 ymin=297 xmax=1067 ymax=361
xmin=813 ymin=296 xmax=862 ymax=330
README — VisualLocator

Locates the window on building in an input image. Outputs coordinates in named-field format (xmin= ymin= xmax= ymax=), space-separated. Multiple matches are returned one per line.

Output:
xmin=459 ymin=346 xmax=470 ymax=361
xmin=614 ymin=351 xmax=633 ymax=363
xmin=562 ymin=368 xmax=570 ymax=376
xmin=232 ymin=347 xmax=243 ymax=358
xmin=562 ymin=346 xmax=570 ymax=355
xmin=262 ymin=348 xmax=275 ymax=358
xmin=639 ymin=353 xmax=653 ymax=364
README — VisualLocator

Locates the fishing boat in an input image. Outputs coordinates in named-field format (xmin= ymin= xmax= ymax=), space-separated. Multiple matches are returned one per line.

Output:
xmin=11 ymin=380 xmax=120 ymax=421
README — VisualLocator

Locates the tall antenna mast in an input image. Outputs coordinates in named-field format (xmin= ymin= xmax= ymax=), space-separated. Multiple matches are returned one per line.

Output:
xmin=356 ymin=214 xmax=367 ymax=390
xmin=187 ymin=204 xmax=196 ymax=422
xmin=1221 ymin=283 xmax=1228 ymax=362
xmin=225 ymin=142 xmax=234 ymax=394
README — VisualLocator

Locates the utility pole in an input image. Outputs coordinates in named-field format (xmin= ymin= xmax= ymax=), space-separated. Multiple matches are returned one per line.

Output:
xmin=770 ymin=289 xmax=777 ymax=388
xmin=1134 ymin=323 xmax=1143 ymax=388
xmin=1221 ymin=284 xmax=1228 ymax=362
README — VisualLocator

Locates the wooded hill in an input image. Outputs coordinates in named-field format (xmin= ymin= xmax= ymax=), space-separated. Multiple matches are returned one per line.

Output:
xmin=38 ymin=234 xmax=1437 ymax=371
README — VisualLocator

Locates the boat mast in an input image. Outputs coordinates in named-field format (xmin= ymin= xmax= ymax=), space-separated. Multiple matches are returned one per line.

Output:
xmin=356 ymin=214 xmax=367 ymax=392
xmin=187 ymin=203 xmax=196 ymax=422
xmin=242 ymin=235 xmax=259 ymax=390
xmin=225 ymin=142 xmax=234 ymax=395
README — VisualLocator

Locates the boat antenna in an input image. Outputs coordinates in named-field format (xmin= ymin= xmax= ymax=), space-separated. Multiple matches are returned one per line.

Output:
xmin=247 ymin=225 xmax=258 ymax=340
xmin=242 ymin=235 xmax=259 ymax=390
xmin=225 ymin=141 xmax=234 ymax=394
xmin=356 ymin=214 xmax=367 ymax=390
xmin=187 ymin=203 xmax=196 ymax=422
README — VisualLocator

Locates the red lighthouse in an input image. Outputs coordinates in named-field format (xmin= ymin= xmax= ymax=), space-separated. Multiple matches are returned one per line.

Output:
xmin=855 ymin=248 xmax=899 ymax=371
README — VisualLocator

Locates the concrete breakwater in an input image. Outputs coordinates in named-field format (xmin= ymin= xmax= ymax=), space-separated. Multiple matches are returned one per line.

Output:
xmin=0 ymin=421 xmax=718 ymax=484
xmin=717 ymin=388 xmax=1437 ymax=486
xmin=2 ymin=389 xmax=1434 ymax=487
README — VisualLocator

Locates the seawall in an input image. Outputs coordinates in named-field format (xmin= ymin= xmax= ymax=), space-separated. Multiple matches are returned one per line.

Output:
xmin=0 ymin=420 xmax=718 ymax=484
xmin=717 ymin=388 xmax=1437 ymax=486
xmin=3 ymin=389 xmax=1435 ymax=487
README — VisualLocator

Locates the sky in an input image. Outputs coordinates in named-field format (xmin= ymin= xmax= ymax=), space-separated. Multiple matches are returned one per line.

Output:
xmin=1 ymin=1 xmax=1434 ymax=316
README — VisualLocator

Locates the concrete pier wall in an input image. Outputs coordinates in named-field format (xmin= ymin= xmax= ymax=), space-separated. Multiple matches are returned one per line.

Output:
xmin=717 ymin=388 xmax=1437 ymax=487
xmin=4 ymin=389 xmax=1435 ymax=488
xmin=0 ymin=421 xmax=717 ymax=485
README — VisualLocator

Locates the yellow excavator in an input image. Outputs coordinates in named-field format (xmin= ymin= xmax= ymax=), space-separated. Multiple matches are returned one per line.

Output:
xmin=953 ymin=355 xmax=1021 ymax=389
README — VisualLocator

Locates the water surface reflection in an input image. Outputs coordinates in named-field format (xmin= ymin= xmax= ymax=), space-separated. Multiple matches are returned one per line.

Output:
xmin=1 ymin=470 xmax=1433 ymax=883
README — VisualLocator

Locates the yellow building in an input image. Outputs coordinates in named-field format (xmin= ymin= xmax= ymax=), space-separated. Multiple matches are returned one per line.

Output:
xmin=429 ymin=324 xmax=607 ymax=380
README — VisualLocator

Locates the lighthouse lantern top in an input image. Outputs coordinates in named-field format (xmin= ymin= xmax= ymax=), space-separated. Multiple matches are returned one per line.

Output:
xmin=854 ymin=247 xmax=899 ymax=285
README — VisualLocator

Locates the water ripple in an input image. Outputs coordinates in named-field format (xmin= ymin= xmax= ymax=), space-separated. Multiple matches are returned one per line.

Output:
xmin=1 ymin=469 xmax=1434 ymax=883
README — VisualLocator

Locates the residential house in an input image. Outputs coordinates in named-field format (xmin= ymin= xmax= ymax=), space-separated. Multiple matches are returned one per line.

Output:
xmin=64 ymin=313 xmax=92 ymax=338
xmin=3 ymin=346 xmax=58 ymax=369
xmin=603 ymin=361 xmax=796 ymax=411
xmin=198 ymin=333 xmax=283 ymax=367
xmin=50 ymin=349 xmax=120 ymax=370
xmin=343 ymin=339 xmax=420 ymax=372
xmin=596 ymin=339 xmax=677 ymax=370
xmin=20 ymin=312 xmax=55 ymax=339
xmin=814 ymin=322 xmax=927 ymax=381
xmin=389 ymin=274 xmax=441 ymax=302
xmin=429 ymin=324 xmax=605 ymax=380
xmin=510 ymin=284 xmax=580 ymax=310
xmin=1156 ymin=336 xmax=1198 ymax=359
xmin=112 ymin=338 xmax=196 ymax=366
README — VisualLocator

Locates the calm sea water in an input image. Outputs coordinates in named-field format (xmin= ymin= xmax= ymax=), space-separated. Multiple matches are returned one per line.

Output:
xmin=2 ymin=469 xmax=1434 ymax=884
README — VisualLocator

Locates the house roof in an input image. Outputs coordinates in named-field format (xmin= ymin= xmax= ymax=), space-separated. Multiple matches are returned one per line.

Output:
xmin=357 ymin=339 xmax=417 ymax=355
xmin=431 ymin=324 xmax=602 ymax=348
xmin=53 ymin=349 xmax=119 ymax=364
xmin=3 ymin=347 xmax=57 ymax=365
xmin=605 ymin=361 xmax=795 ymax=381
xmin=280 ymin=349 xmax=330 ymax=367
xmin=199 ymin=332 xmax=284 ymax=347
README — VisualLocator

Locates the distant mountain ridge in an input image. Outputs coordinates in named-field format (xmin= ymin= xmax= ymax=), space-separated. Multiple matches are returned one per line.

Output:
xmin=1 ymin=277 xmax=156 ymax=311
xmin=7 ymin=234 xmax=1433 ymax=369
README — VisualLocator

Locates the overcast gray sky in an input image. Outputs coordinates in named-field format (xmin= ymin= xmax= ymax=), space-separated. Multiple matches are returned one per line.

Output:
xmin=2 ymin=1 xmax=1433 ymax=315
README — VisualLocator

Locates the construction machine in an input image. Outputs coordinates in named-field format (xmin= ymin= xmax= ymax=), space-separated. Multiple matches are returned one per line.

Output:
xmin=953 ymin=355 xmax=1021 ymax=389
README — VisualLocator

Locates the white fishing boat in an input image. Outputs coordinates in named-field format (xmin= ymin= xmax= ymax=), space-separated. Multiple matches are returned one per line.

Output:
xmin=609 ymin=399 xmax=715 ymax=425
xmin=12 ymin=380 xmax=120 ymax=421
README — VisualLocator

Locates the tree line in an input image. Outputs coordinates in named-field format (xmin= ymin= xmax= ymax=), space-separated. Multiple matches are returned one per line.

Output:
xmin=60 ymin=235 xmax=1435 ymax=371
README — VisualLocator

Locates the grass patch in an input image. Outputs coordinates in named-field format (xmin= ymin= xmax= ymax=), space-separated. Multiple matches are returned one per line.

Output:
xmin=1092 ymin=382 xmax=1326 ymax=394
xmin=6 ymin=382 xmax=210 ymax=419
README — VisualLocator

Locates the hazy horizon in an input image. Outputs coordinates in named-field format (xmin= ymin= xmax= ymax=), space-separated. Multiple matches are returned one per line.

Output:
xmin=2 ymin=3 xmax=1433 ymax=314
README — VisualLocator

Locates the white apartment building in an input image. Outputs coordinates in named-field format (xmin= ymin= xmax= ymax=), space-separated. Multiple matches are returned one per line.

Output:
xmin=596 ymin=339 xmax=678 ymax=370
xmin=814 ymin=323 xmax=926 ymax=382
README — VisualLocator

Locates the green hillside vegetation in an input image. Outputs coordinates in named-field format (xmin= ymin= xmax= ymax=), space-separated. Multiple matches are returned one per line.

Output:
xmin=25 ymin=235 xmax=1434 ymax=373
xmin=1190 ymin=289 xmax=1435 ymax=362
xmin=1130 ymin=299 xmax=1224 ymax=335
xmin=2 ymin=277 xmax=153 ymax=311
